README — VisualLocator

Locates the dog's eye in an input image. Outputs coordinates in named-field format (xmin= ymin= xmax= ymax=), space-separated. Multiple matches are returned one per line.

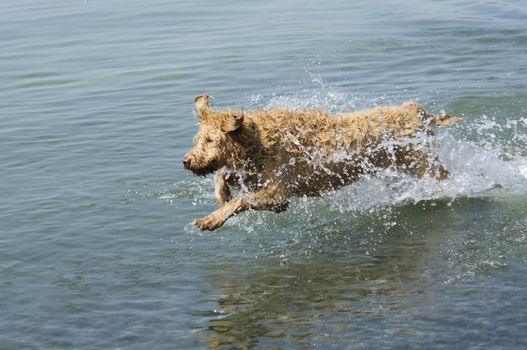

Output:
xmin=205 ymin=137 xmax=213 ymax=143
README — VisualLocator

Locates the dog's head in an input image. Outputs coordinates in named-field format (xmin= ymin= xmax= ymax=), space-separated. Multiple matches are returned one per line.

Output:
xmin=182 ymin=95 xmax=248 ymax=176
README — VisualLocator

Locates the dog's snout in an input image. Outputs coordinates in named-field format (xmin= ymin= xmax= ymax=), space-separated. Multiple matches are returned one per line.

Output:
xmin=182 ymin=156 xmax=192 ymax=169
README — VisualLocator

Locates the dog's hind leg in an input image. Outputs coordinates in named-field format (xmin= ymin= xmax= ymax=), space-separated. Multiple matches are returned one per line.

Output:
xmin=397 ymin=146 xmax=449 ymax=180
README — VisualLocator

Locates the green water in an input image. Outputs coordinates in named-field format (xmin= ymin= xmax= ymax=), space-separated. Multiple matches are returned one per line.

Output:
xmin=1 ymin=1 xmax=527 ymax=348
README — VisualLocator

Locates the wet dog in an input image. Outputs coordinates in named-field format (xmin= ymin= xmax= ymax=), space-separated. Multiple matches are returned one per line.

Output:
xmin=183 ymin=94 xmax=460 ymax=230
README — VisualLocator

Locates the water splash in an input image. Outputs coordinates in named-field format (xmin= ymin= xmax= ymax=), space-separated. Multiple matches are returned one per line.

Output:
xmin=253 ymin=90 xmax=527 ymax=200
xmin=176 ymin=90 xmax=527 ymax=240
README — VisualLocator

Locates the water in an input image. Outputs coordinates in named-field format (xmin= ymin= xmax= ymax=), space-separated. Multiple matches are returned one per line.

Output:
xmin=1 ymin=0 xmax=527 ymax=348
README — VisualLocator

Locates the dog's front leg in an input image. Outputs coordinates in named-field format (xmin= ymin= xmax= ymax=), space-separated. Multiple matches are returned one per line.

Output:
xmin=195 ymin=186 xmax=288 ymax=231
xmin=214 ymin=173 xmax=232 ymax=205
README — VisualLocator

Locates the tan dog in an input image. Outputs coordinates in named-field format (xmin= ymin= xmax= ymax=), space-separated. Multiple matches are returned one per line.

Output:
xmin=183 ymin=94 xmax=460 ymax=230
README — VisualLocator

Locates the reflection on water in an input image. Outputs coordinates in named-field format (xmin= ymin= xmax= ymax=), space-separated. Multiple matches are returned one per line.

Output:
xmin=199 ymin=195 xmax=527 ymax=348
xmin=202 ymin=201 xmax=457 ymax=348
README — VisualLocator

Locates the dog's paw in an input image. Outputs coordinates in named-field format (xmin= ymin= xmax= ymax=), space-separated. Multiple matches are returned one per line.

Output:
xmin=195 ymin=214 xmax=224 ymax=231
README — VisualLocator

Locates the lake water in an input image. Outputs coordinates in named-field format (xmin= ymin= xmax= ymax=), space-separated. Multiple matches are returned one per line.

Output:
xmin=2 ymin=0 xmax=527 ymax=348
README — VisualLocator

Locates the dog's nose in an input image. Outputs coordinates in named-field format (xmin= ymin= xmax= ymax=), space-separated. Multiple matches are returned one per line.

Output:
xmin=182 ymin=157 xmax=192 ymax=169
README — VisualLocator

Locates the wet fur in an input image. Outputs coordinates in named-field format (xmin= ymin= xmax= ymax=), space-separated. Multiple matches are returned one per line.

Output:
xmin=183 ymin=95 xmax=460 ymax=230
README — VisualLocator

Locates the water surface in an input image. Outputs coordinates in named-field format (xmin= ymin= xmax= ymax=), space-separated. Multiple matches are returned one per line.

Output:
xmin=1 ymin=1 xmax=527 ymax=348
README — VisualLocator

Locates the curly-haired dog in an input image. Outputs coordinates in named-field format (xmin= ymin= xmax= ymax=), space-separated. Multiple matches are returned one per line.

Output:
xmin=183 ymin=94 xmax=460 ymax=230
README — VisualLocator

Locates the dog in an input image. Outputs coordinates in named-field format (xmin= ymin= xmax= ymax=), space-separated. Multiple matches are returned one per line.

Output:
xmin=183 ymin=94 xmax=460 ymax=230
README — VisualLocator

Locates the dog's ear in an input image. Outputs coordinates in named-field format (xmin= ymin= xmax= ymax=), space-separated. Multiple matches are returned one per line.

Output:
xmin=221 ymin=110 xmax=244 ymax=133
xmin=194 ymin=94 xmax=210 ymax=118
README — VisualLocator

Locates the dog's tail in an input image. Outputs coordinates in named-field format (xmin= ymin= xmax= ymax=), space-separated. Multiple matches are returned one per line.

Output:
xmin=429 ymin=114 xmax=462 ymax=127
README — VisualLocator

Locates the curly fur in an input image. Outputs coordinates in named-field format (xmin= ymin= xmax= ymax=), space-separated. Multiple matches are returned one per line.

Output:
xmin=183 ymin=94 xmax=460 ymax=230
